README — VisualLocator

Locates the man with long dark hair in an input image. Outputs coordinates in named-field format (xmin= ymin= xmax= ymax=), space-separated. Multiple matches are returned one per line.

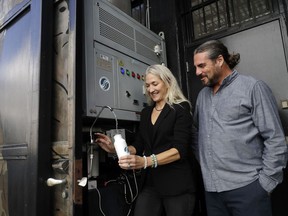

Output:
xmin=193 ymin=40 xmax=288 ymax=216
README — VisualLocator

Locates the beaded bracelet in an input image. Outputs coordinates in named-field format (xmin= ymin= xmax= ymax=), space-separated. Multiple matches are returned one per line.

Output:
xmin=143 ymin=155 xmax=147 ymax=169
xmin=151 ymin=154 xmax=158 ymax=168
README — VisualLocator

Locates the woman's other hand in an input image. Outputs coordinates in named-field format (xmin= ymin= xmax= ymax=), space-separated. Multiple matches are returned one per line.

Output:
xmin=95 ymin=133 xmax=116 ymax=154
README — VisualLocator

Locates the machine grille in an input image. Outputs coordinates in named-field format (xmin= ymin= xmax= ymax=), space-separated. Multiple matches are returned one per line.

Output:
xmin=96 ymin=1 xmax=164 ymax=63
xmin=135 ymin=30 xmax=157 ymax=61
xmin=99 ymin=7 xmax=134 ymax=38
xmin=135 ymin=30 xmax=155 ymax=49
xmin=99 ymin=22 xmax=135 ymax=51
xmin=136 ymin=42 xmax=158 ymax=62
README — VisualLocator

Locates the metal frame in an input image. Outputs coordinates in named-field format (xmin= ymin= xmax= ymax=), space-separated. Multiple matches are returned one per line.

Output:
xmin=181 ymin=0 xmax=277 ymax=43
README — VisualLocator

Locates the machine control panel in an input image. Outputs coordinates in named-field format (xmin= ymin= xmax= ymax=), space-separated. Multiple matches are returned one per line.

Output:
xmin=85 ymin=42 xmax=149 ymax=121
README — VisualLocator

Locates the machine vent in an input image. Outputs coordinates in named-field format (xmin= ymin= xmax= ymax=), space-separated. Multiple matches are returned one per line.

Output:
xmin=99 ymin=7 xmax=135 ymax=51
xmin=99 ymin=7 xmax=134 ymax=38
xmin=135 ymin=30 xmax=156 ymax=49
xmin=135 ymin=30 xmax=158 ymax=61
xmin=136 ymin=42 xmax=158 ymax=62
xmin=99 ymin=22 xmax=135 ymax=51
xmin=96 ymin=1 xmax=164 ymax=63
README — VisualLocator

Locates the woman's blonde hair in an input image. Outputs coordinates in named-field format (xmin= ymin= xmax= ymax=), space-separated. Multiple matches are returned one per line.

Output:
xmin=144 ymin=64 xmax=190 ymax=107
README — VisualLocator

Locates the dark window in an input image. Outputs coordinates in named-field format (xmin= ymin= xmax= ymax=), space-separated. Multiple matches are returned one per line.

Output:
xmin=131 ymin=0 xmax=146 ymax=26
xmin=181 ymin=0 xmax=275 ymax=42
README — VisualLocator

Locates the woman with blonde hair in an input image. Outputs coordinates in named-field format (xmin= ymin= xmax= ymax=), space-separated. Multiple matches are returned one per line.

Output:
xmin=96 ymin=64 xmax=196 ymax=216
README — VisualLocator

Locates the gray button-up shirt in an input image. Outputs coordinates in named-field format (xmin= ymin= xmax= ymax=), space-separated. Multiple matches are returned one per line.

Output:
xmin=194 ymin=70 xmax=288 ymax=193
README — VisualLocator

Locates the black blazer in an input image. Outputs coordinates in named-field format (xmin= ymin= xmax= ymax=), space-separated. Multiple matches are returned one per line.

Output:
xmin=133 ymin=101 xmax=196 ymax=196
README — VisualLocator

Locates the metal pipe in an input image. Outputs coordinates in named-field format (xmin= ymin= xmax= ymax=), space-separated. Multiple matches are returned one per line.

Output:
xmin=89 ymin=105 xmax=118 ymax=143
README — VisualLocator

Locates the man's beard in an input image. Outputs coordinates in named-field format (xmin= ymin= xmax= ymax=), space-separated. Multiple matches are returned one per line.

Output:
xmin=205 ymin=76 xmax=218 ymax=87
xmin=204 ymin=68 xmax=221 ymax=87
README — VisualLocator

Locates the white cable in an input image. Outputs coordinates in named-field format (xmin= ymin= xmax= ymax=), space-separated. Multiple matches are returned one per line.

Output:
xmin=95 ymin=187 xmax=106 ymax=216
xmin=123 ymin=170 xmax=138 ymax=205
xmin=146 ymin=0 xmax=150 ymax=29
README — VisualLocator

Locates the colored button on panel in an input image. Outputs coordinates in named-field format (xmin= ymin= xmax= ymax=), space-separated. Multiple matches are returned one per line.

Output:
xmin=132 ymin=71 xmax=136 ymax=78
xmin=126 ymin=69 xmax=130 ymax=76
xmin=120 ymin=67 xmax=125 ymax=75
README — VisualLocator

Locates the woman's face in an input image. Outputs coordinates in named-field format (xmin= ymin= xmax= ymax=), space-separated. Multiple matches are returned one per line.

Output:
xmin=145 ymin=73 xmax=167 ymax=103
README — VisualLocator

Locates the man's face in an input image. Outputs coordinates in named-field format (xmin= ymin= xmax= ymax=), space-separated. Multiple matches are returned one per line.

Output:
xmin=194 ymin=52 xmax=222 ymax=87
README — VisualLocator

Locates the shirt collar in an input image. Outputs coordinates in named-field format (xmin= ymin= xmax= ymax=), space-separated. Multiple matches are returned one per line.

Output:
xmin=221 ymin=70 xmax=239 ymax=87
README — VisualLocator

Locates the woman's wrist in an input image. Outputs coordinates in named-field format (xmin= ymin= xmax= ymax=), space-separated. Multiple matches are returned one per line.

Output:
xmin=144 ymin=154 xmax=158 ymax=168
